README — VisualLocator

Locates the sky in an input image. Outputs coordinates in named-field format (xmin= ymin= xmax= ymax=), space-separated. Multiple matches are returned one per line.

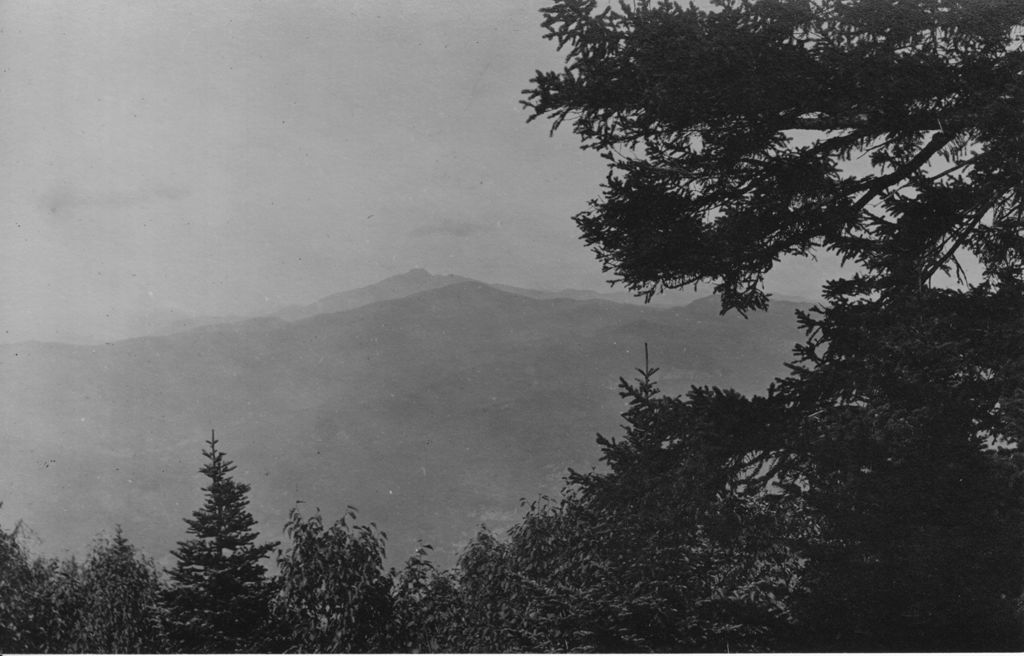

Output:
xmin=1 ymin=0 xmax=844 ymax=343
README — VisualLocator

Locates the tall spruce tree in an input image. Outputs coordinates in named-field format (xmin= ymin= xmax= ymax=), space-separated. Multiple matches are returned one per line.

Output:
xmin=525 ymin=0 xmax=1024 ymax=649
xmin=165 ymin=432 xmax=278 ymax=653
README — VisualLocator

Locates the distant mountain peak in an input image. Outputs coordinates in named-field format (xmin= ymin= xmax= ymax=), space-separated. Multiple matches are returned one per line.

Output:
xmin=398 ymin=267 xmax=433 ymax=279
xmin=273 ymin=269 xmax=472 ymax=322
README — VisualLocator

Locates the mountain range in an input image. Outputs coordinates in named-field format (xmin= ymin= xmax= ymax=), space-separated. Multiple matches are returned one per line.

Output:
xmin=0 ymin=270 xmax=809 ymax=567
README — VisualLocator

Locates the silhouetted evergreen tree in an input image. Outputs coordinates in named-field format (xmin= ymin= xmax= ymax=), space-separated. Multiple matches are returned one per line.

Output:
xmin=398 ymin=364 xmax=814 ymax=653
xmin=525 ymin=0 xmax=1024 ymax=649
xmin=164 ymin=432 xmax=278 ymax=653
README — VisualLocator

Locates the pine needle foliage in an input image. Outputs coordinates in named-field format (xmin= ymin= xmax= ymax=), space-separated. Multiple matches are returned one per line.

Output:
xmin=525 ymin=0 xmax=1024 ymax=649
xmin=164 ymin=432 xmax=278 ymax=653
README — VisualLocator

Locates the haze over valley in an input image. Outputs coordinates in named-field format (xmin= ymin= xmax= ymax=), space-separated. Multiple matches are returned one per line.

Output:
xmin=0 ymin=0 xmax=829 ymax=583
xmin=0 ymin=269 xmax=808 ymax=566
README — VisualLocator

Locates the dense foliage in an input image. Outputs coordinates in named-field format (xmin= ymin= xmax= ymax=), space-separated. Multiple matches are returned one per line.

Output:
xmin=271 ymin=508 xmax=393 ymax=652
xmin=388 ymin=367 xmax=818 ymax=652
xmin=523 ymin=0 xmax=1024 ymax=650
xmin=525 ymin=0 xmax=1024 ymax=310
xmin=0 ymin=523 xmax=165 ymax=653
xmin=0 ymin=520 xmax=80 ymax=652
xmin=73 ymin=527 xmax=166 ymax=652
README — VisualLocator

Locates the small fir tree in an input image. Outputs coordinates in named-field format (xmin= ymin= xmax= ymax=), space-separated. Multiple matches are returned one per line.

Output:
xmin=165 ymin=431 xmax=278 ymax=653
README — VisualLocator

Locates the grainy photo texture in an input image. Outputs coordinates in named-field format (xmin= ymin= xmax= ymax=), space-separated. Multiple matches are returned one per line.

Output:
xmin=1 ymin=0 xmax=1023 ymax=652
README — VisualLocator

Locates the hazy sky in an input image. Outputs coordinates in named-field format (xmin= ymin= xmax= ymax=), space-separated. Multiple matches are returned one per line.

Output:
xmin=1 ymin=0 xmax=842 ymax=343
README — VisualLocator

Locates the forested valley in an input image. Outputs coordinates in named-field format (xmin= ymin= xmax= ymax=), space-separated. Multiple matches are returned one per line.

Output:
xmin=4 ymin=0 xmax=1024 ymax=651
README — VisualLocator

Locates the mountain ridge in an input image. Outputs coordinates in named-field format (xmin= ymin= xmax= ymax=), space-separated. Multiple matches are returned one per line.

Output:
xmin=0 ymin=272 xmax=809 ymax=568
xmin=0 ymin=269 xmax=813 ymax=347
xmin=271 ymin=268 xmax=474 ymax=322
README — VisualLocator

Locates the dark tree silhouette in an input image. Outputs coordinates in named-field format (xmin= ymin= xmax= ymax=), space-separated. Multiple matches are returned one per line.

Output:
xmin=525 ymin=0 xmax=1024 ymax=649
xmin=164 ymin=432 xmax=278 ymax=653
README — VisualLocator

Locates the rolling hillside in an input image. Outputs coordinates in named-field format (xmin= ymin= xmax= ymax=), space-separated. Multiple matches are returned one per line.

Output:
xmin=0 ymin=275 xmax=809 ymax=566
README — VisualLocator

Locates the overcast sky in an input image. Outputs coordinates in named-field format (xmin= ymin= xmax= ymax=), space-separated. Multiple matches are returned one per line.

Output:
xmin=1 ymin=0 xmax=842 ymax=343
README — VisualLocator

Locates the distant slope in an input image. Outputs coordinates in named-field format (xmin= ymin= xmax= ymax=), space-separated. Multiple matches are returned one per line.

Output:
xmin=489 ymin=282 xmax=701 ymax=307
xmin=0 ymin=307 xmax=247 ymax=346
xmin=273 ymin=268 xmax=703 ymax=324
xmin=0 ymin=281 xmax=808 ymax=568
xmin=273 ymin=268 xmax=471 ymax=321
